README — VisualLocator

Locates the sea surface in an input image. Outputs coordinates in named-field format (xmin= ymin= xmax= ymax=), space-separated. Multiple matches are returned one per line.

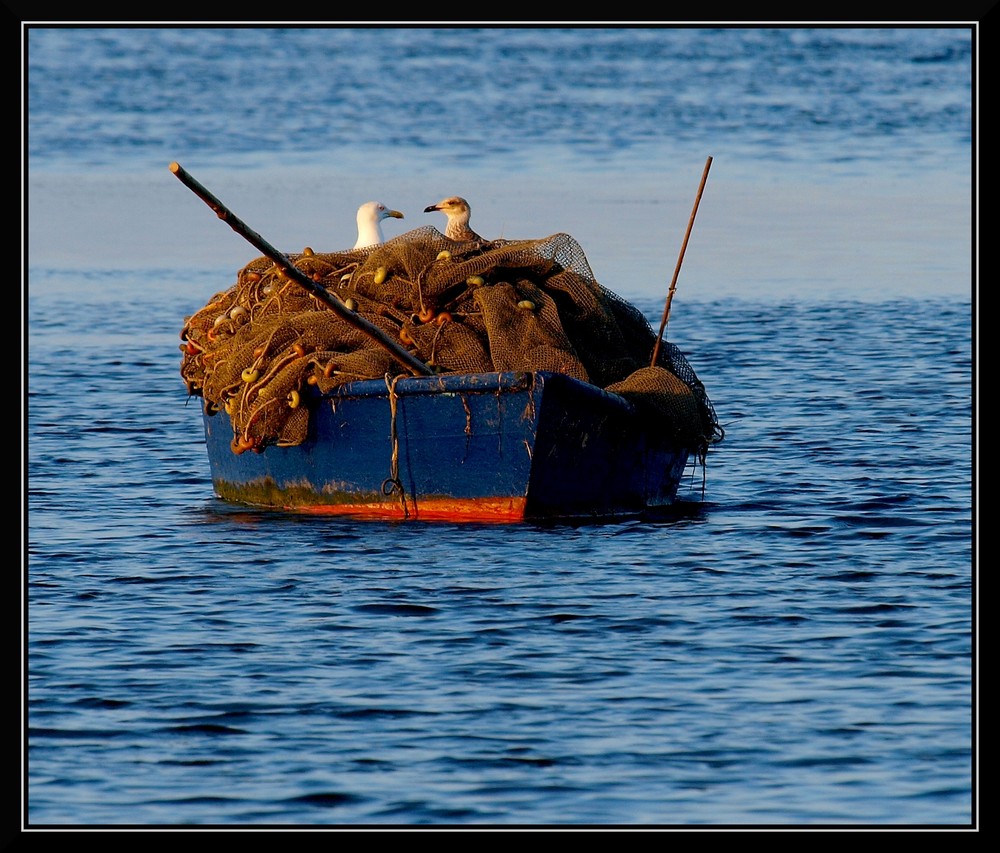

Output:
xmin=24 ymin=24 xmax=976 ymax=830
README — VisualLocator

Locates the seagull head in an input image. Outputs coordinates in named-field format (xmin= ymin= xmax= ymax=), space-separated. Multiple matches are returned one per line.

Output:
xmin=359 ymin=200 xmax=404 ymax=225
xmin=354 ymin=201 xmax=404 ymax=249
xmin=424 ymin=196 xmax=471 ymax=219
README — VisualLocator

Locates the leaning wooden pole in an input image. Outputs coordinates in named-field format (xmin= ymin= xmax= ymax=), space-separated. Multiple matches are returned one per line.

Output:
xmin=169 ymin=162 xmax=433 ymax=377
xmin=650 ymin=156 xmax=713 ymax=368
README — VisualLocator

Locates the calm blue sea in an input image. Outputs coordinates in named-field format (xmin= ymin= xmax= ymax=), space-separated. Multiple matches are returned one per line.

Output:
xmin=24 ymin=25 xmax=976 ymax=829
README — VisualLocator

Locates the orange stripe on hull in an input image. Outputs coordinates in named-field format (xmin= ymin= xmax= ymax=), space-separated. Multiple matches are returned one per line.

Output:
xmin=291 ymin=496 xmax=528 ymax=523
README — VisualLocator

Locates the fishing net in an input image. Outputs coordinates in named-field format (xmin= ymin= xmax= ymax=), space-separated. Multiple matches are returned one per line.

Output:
xmin=180 ymin=226 xmax=723 ymax=457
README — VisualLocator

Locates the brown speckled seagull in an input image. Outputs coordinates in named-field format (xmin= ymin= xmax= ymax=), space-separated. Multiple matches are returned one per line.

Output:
xmin=423 ymin=196 xmax=483 ymax=242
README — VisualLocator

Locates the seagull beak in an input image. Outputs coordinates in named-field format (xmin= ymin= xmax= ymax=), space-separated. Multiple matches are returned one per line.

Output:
xmin=387 ymin=209 xmax=404 ymax=219
xmin=423 ymin=204 xmax=440 ymax=213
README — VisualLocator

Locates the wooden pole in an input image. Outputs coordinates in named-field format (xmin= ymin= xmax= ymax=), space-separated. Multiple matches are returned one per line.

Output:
xmin=650 ymin=156 xmax=713 ymax=368
xmin=168 ymin=162 xmax=433 ymax=377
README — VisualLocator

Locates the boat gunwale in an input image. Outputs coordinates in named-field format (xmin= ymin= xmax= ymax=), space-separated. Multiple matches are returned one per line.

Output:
xmin=319 ymin=369 xmax=640 ymax=416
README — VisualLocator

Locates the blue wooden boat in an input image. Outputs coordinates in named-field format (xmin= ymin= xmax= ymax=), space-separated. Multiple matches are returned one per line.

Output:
xmin=172 ymin=162 xmax=719 ymax=523
xmin=202 ymin=370 xmax=696 ymax=523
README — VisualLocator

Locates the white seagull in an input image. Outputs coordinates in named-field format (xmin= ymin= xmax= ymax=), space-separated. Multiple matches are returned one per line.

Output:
xmin=353 ymin=201 xmax=405 ymax=250
xmin=423 ymin=196 xmax=482 ymax=242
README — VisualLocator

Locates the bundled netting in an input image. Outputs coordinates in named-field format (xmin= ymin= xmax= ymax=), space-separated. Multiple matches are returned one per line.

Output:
xmin=180 ymin=226 xmax=723 ymax=457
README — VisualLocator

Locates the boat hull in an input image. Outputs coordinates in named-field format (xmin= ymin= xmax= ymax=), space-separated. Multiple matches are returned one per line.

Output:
xmin=202 ymin=371 xmax=692 ymax=522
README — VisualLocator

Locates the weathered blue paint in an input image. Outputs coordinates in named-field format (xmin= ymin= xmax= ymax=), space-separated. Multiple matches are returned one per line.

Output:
xmin=202 ymin=371 xmax=692 ymax=522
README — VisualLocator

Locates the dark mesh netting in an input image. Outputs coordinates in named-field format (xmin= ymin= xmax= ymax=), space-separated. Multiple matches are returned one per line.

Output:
xmin=180 ymin=226 xmax=723 ymax=457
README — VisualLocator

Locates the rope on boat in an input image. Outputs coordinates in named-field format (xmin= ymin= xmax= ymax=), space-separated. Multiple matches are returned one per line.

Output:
xmin=381 ymin=373 xmax=410 ymax=518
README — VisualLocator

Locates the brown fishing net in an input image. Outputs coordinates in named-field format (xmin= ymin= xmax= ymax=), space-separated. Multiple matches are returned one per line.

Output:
xmin=180 ymin=226 xmax=723 ymax=457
